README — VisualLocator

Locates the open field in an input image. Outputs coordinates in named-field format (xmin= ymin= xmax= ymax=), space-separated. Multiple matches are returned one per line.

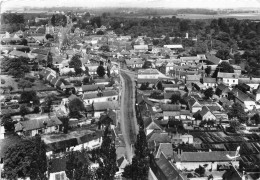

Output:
xmin=132 ymin=13 xmax=260 ymax=20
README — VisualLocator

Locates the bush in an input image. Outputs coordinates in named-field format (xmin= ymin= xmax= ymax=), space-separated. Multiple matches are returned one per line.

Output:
xmin=74 ymin=80 xmax=82 ymax=87
xmin=1 ymin=79 xmax=6 ymax=84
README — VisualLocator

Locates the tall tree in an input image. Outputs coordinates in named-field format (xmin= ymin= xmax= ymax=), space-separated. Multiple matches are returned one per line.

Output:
xmin=65 ymin=149 xmax=95 ymax=180
xmin=68 ymin=97 xmax=85 ymax=118
xmin=216 ymin=49 xmax=230 ymax=60
xmin=204 ymin=88 xmax=214 ymax=99
xmin=69 ymin=54 xmax=82 ymax=69
xmin=205 ymin=66 xmax=211 ymax=77
xmin=97 ymin=65 xmax=106 ymax=77
xmin=122 ymin=126 xmax=150 ymax=180
xmin=20 ymin=90 xmax=39 ymax=105
xmin=96 ymin=126 xmax=117 ymax=180
xmin=228 ymin=102 xmax=247 ymax=123
xmin=20 ymin=104 xmax=29 ymax=117
xmin=3 ymin=136 xmax=47 ymax=180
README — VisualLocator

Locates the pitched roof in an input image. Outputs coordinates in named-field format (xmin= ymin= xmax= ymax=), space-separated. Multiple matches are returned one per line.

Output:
xmin=31 ymin=48 xmax=49 ymax=55
xmin=82 ymin=90 xmax=118 ymax=99
xmin=138 ymin=69 xmax=159 ymax=75
xmin=198 ymin=106 xmax=211 ymax=117
xmin=232 ymin=88 xmax=252 ymax=101
xmin=81 ymin=84 xmax=105 ymax=92
xmin=203 ymin=77 xmax=217 ymax=83
xmin=186 ymin=74 xmax=201 ymax=81
xmin=93 ymin=101 xmax=119 ymax=111
xmin=175 ymin=151 xmax=237 ymax=162
xmin=156 ymin=143 xmax=174 ymax=159
xmin=238 ymin=78 xmax=260 ymax=85
xmin=137 ymin=78 xmax=158 ymax=84
xmin=125 ymin=58 xmax=143 ymax=65
xmin=217 ymin=72 xmax=239 ymax=79
xmin=147 ymin=132 xmax=171 ymax=144
xmin=161 ymin=104 xmax=181 ymax=111
xmin=144 ymin=117 xmax=162 ymax=130
xmin=163 ymin=44 xmax=183 ymax=49
xmin=15 ymin=115 xmax=62 ymax=132
xmin=156 ymin=152 xmax=187 ymax=180
xmin=49 ymin=157 xmax=67 ymax=173
xmin=217 ymin=83 xmax=230 ymax=92
xmin=9 ymin=50 xmax=29 ymax=58
xmin=206 ymin=53 xmax=221 ymax=65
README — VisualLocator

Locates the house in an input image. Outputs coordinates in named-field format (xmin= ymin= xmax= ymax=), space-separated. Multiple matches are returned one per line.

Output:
xmin=206 ymin=53 xmax=221 ymax=65
xmin=173 ymin=151 xmax=239 ymax=171
xmin=125 ymin=58 xmax=144 ymax=69
xmin=161 ymin=104 xmax=181 ymax=120
xmin=232 ymin=88 xmax=256 ymax=111
xmin=49 ymin=157 xmax=68 ymax=180
xmin=137 ymin=69 xmax=160 ymax=79
xmin=188 ymin=97 xmax=202 ymax=113
xmin=134 ymin=45 xmax=148 ymax=53
xmin=185 ymin=74 xmax=201 ymax=86
xmin=202 ymin=77 xmax=217 ymax=89
xmin=116 ymin=156 xmax=129 ymax=174
xmin=152 ymin=152 xmax=187 ymax=180
xmin=171 ymin=133 xmax=193 ymax=145
xmin=144 ymin=117 xmax=163 ymax=135
xmin=216 ymin=83 xmax=230 ymax=98
xmin=238 ymin=77 xmax=260 ymax=90
xmin=180 ymin=56 xmax=200 ymax=65
xmin=155 ymin=143 xmax=174 ymax=159
xmin=82 ymin=90 xmax=118 ymax=105
xmin=92 ymin=101 xmax=119 ymax=118
xmin=217 ymin=72 xmax=239 ymax=87
xmin=195 ymin=106 xmax=216 ymax=121
xmin=232 ymin=65 xmax=242 ymax=75
xmin=15 ymin=114 xmax=62 ymax=136
xmin=78 ymin=84 xmax=105 ymax=94
xmin=94 ymin=78 xmax=110 ymax=85
xmin=163 ymin=44 xmax=183 ymax=50
xmin=147 ymin=132 xmax=171 ymax=150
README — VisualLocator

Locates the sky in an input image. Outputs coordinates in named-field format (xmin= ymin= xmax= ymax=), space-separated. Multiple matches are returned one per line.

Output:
xmin=1 ymin=0 xmax=260 ymax=11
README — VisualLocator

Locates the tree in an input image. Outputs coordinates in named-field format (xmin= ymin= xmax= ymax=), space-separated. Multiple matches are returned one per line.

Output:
xmin=83 ymin=77 xmax=92 ymax=85
xmin=216 ymin=49 xmax=230 ymax=60
xmin=18 ymin=79 xmax=33 ymax=91
xmin=45 ymin=34 xmax=53 ymax=40
xmin=19 ymin=38 xmax=28 ymax=46
xmin=97 ymin=65 xmax=106 ymax=78
xmin=74 ymin=68 xmax=83 ymax=75
xmin=140 ymin=82 xmax=150 ymax=90
xmin=204 ymin=88 xmax=214 ymax=99
xmin=95 ymin=126 xmax=117 ymax=180
xmin=228 ymin=102 xmax=247 ymax=123
xmin=99 ymin=45 xmax=109 ymax=52
xmin=69 ymin=55 xmax=82 ymax=69
xmin=1 ymin=114 xmax=15 ymax=132
xmin=68 ymin=97 xmax=85 ymax=118
xmin=2 ymin=57 xmax=30 ymax=78
xmin=142 ymin=61 xmax=153 ymax=69
xmin=251 ymin=113 xmax=260 ymax=125
xmin=212 ymin=61 xmax=234 ymax=78
xmin=20 ymin=90 xmax=39 ymax=105
xmin=51 ymin=14 xmax=67 ymax=27
xmin=20 ymin=104 xmax=29 ymax=117
xmin=3 ymin=136 xmax=47 ymax=180
xmin=96 ymin=30 xmax=104 ymax=35
xmin=170 ymin=93 xmax=181 ymax=104
xmin=58 ymin=116 xmax=69 ymax=133
xmin=205 ymin=66 xmax=211 ymax=77
xmin=65 ymin=149 xmax=95 ymax=180
xmin=195 ymin=165 xmax=205 ymax=177
xmin=44 ymin=94 xmax=58 ymax=114
xmin=122 ymin=126 xmax=149 ymax=180
xmin=234 ymin=53 xmax=242 ymax=64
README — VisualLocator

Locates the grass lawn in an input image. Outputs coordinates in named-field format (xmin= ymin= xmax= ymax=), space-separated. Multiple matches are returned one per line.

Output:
xmin=0 ymin=75 xmax=18 ymax=90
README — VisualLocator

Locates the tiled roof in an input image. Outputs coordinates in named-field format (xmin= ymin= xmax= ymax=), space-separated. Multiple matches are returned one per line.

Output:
xmin=238 ymin=78 xmax=260 ymax=84
xmin=186 ymin=74 xmax=201 ymax=81
xmin=138 ymin=69 xmax=159 ymax=75
xmin=15 ymin=115 xmax=62 ymax=132
xmin=203 ymin=77 xmax=217 ymax=83
xmin=176 ymin=151 xmax=237 ymax=162
xmin=161 ymin=104 xmax=181 ymax=111
xmin=93 ymin=101 xmax=119 ymax=111
xmin=49 ymin=157 xmax=67 ymax=173
xmin=206 ymin=53 xmax=221 ymax=64
xmin=137 ymin=78 xmax=158 ymax=84
xmin=216 ymin=83 xmax=230 ymax=92
xmin=81 ymin=84 xmax=105 ymax=92
xmin=156 ymin=152 xmax=187 ymax=180
xmin=156 ymin=143 xmax=174 ymax=159
xmin=147 ymin=132 xmax=171 ymax=144
xmin=217 ymin=72 xmax=239 ymax=79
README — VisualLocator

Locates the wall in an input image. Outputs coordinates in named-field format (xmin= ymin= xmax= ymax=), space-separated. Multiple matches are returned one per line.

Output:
xmin=83 ymin=95 xmax=118 ymax=105
xmin=49 ymin=171 xmax=68 ymax=180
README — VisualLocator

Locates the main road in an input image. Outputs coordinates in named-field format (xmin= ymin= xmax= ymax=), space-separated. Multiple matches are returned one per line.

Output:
xmin=119 ymin=69 xmax=139 ymax=162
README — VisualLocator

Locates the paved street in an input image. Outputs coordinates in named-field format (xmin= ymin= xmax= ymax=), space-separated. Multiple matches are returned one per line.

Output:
xmin=119 ymin=70 xmax=138 ymax=162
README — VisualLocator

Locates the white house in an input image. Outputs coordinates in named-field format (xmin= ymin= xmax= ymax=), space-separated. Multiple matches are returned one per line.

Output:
xmin=14 ymin=114 xmax=62 ymax=137
xmin=174 ymin=151 xmax=239 ymax=171
xmin=217 ymin=72 xmax=239 ymax=87
xmin=137 ymin=69 xmax=160 ymax=79
xmin=202 ymin=77 xmax=217 ymax=89
xmin=82 ymin=90 xmax=118 ymax=105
